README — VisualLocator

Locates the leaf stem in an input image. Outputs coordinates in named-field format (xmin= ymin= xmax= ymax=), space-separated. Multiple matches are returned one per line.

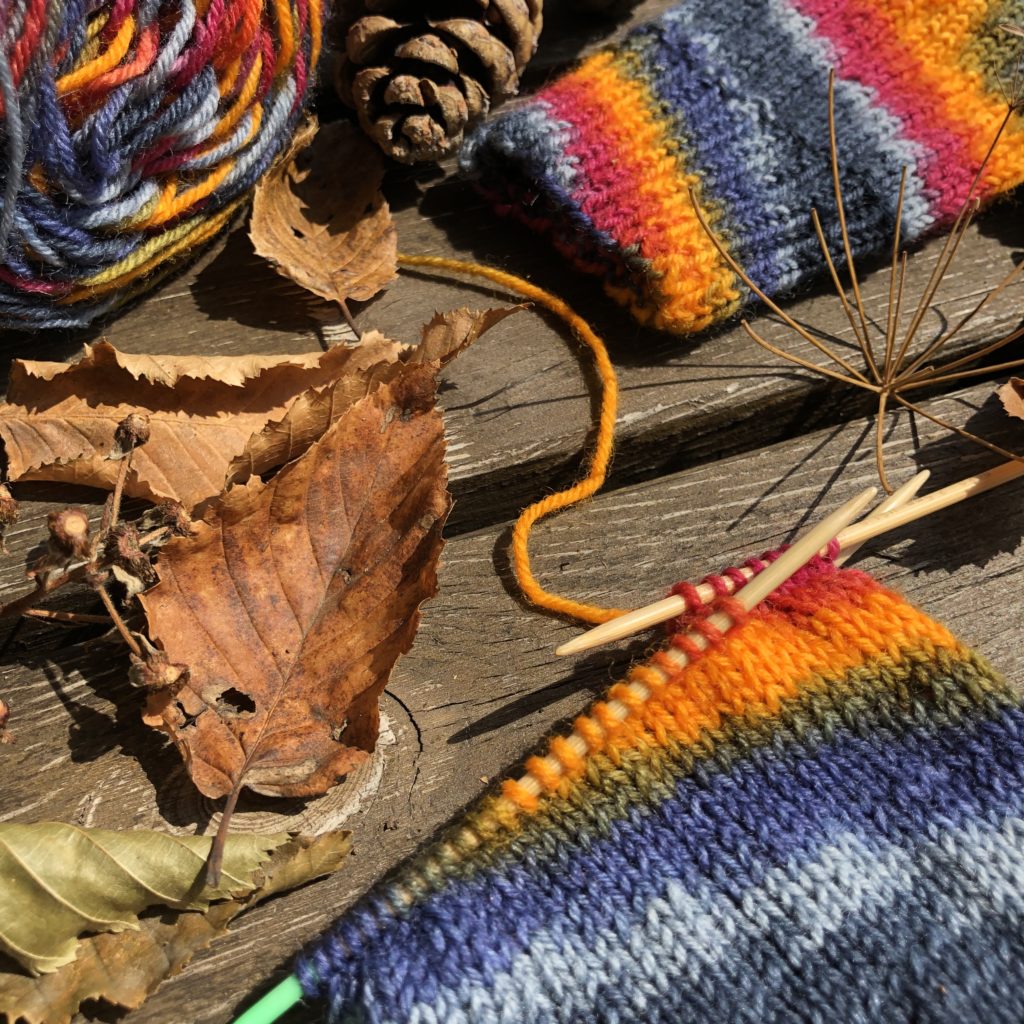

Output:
xmin=338 ymin=299 xmax=362 ymax=343
xmin=0 ymin=566 xmax=85 ymax=619
xmin=109 ymin=450 xmax=133 ymax=529
xmin=207 ymin=783 xmax=244 ymax=887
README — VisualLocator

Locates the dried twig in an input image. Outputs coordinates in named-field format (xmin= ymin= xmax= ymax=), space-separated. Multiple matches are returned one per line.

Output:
xmin=0 ymin=413 xmax=171 ymax=656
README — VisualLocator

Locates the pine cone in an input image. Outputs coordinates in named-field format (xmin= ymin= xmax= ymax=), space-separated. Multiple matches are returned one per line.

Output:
xmin=335 ymin=1 xmax=543 ymax=164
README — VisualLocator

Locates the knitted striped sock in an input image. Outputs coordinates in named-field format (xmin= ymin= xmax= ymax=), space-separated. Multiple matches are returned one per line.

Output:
xmin=461 ymin=0 xmax=1024 ymax=335
xmin=296 ymin=555 xmax=1024 ymax=1023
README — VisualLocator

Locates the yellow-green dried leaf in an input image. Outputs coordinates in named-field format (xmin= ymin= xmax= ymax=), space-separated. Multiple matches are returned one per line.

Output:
xmin=0 ymin=832 xmax=351 ymax=1024
xmin=0 ymin=824 xmax=290 ymax=975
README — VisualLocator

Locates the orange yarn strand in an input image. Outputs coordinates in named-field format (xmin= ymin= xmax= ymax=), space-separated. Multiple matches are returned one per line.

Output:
xmin=397 ymin=254 xmax=625 ymax=625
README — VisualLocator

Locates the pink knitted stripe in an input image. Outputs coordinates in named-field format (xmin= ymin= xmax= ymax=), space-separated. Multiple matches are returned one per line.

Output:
xmin=793 ymin=0 xmax=979 ymax=220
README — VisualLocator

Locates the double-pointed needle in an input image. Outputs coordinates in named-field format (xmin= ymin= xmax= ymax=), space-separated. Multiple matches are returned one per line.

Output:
xmin=556 ymin=458 xmax=1024 ymax=658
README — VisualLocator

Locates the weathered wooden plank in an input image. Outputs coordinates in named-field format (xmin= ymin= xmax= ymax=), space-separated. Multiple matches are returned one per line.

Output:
xmin=4 ymin=0 xmax=1021 ymax=535
xmin=7 ymin=193 xmax=1019 ymax=538
xmin=0 ymin=379 xmax=1020 ymax=1022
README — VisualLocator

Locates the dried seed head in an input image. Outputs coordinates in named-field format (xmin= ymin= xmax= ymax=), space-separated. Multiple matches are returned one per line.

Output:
xmin=107 ymin=522 xmax=158 ymax=588
xmin=112 ymin=412 xmax=151 ymax=458
xmin=129 ymin=651 xmax=188 ymax=695
xmin=48 ymin=507 xmax=92 ymax=559
xmin=154 ymin=500 xmax=193 ymax=538
xmin=0 ymin=485 xmax=19 ymax=528
xmin=0 ymin=697 xmax=12 ymax=745
xmin=0 ymin=484 xmax=20 ymax=556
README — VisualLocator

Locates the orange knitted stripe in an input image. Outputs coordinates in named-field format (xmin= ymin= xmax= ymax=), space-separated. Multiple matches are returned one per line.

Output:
xmin=549 ymin=52 xmax=740 ymax=332
xmin=496 ymin=583 xmax=959 ymax=816
xmin=866 ymin=0 xmax=1024 ymax=191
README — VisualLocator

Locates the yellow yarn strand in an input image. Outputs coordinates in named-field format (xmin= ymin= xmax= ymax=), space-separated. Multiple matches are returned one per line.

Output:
xmin=398 ymin=253 xmax=625 ymax=625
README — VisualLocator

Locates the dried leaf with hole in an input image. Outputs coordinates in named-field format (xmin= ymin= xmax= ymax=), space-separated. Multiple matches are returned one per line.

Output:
xmin=0 ymin=341 xmax=394 ymax=512
xmin=228 ymin=306 xmax=521 ymax=485
xmin=997 ymin=378 xmax=1024 ymax=420
xmin=0 ymin=824 xmax=291 ymax=975
xmin=250 ymin=119 xmax=398 ymax=308
xmin=141 ymin=367 xmax=448 ymax=814
xmin=0 ymin=832 xmax=351 ymax=1024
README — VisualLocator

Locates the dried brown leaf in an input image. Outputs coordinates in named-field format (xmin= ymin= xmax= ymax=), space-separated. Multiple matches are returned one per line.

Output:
xmin=140 ymin=367 xmax=449 ymax=803
xmin=0 ymin=341 xmax=383 ymax=511
xmin=410 ymin=306 xmax=523 ymax=366
xmin=250 ymin=120 xmax=398 ymax=307
xmin=227 ymin=306 xmax=520 ymax=486
xmin=14 ymin=343 xmax=338 ymax=390
xmin=997 ymin=378 xmax=1024 ymax=421
xmin=0 ymin=832 xmax=351 ymax=1024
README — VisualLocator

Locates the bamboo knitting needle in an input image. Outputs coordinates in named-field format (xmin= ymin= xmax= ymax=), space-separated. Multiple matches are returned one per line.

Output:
xmin=555 ymin=472 xmax=922 ymax=658
xmin=557 ymin=457 xmax=1024 ymax=657
xmin=833 ymin=470 xmax=930 ymax=566
xmin=508 ymin=487 xmax=877 ymax=806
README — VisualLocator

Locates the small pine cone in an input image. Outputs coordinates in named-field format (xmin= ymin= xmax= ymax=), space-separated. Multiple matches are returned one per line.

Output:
xmin=335 ymin=0 xmax=543 ymax=163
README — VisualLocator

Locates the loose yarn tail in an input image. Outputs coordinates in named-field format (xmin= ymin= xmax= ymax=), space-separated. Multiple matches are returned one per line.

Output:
xmin=398 ymin=253 xmax=625 ymax=625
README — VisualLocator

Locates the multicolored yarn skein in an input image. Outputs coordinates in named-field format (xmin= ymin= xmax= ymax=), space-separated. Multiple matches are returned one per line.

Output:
xmin=0 ymin=0 xmax=324 ymax=330
xmin=294 ymin=552 xmax=1024 ymax=1023
xmin=462 ymin=0 xmax=1024 ymax=334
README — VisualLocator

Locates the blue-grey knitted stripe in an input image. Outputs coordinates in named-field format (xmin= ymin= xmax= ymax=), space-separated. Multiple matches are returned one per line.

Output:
xmin=641 ymin=0 xmax=930 ymax=294
xmin=403 ymin=813 xmax=1024 ymax=1024
xmin=304 ymin=703 xmax=1024 ymax=1019
xmin=460 ymin=99 xmax=626 ymax=262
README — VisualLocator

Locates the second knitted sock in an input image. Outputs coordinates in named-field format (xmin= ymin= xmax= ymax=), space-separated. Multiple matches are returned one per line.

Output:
xmin=462 ymin=0 xmax=1024 ymax=334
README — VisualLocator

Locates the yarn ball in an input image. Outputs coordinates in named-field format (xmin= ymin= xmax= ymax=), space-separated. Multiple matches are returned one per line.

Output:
xmin=0 ymin=0 xmax=325 ymax=331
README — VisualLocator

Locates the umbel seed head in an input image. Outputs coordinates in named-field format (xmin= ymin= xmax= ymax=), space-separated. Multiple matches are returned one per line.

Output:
xmin=129 ymin=651 xmax=188 ymax=695
xmin=155 ymin=500 xmax=193 ymax=538
xmin=48 ymin=507 xmax=91 ymax=559
xmin=113 ymin=412 xmax=152 ymax=458
xmin=0 ymin=485 xmax=19 ymax=527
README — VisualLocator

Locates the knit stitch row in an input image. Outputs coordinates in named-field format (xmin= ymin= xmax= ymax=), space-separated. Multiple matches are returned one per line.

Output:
xmin=295 ymin=555 xmax=1024 ymax=1023
xmin=462 ymin=0 xmax=1024 ymax=335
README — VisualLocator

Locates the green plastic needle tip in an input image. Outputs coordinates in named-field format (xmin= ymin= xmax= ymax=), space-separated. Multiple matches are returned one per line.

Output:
xmin=232 ymin=974 xmax=303 ymax=1024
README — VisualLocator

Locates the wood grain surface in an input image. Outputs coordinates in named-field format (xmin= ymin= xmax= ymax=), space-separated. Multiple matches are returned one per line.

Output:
xmin=1 ymin=378 xmax=1021 ymax=1023
xmin=1 ymin=1 xmax=1023 ymax=1021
